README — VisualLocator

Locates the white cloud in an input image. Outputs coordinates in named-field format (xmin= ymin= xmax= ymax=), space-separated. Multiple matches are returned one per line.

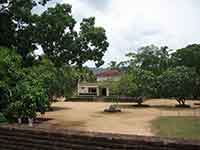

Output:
xmin=36 ymin=0 xmax=200 ymax=67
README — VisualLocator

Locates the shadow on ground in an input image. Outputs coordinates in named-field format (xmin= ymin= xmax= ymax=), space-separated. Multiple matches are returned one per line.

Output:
xmin=50 ymin=106 xmax=72 ymax=112
xmin=51 ymin=121 xmax=86 ymax=128
xmin=118 ymin=104 xmax=200 ymax=111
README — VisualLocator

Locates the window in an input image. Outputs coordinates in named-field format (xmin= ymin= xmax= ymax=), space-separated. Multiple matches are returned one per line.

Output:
xmin=88 ymin=88 xmax=97 ymax=93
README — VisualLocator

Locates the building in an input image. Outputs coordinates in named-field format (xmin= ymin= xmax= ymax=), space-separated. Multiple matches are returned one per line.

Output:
xmin=77 ymin=69 xmax=121 ymax=97
xmin=96 ymin=69 xmax=121 ymax=82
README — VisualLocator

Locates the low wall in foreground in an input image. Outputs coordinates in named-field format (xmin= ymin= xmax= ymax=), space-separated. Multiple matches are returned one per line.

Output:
xmin=0 ymin=125 xmax=199 ymax=150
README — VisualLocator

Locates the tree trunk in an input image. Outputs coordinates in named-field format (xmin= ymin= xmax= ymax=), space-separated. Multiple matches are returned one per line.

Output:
xmin=137 ymin=96 xmax=144 ymax=105
xmin=17 ymin=118 xmax=22 ymax=124
xmin=176 ymin=97 xmax=186 ymax=105
xmin=28 ymin=118 xmax=33 ymax=127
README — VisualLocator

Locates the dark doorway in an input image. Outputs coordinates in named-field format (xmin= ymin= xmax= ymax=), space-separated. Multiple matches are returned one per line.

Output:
xmin=101 ymin=88 xmax=107 ymax=96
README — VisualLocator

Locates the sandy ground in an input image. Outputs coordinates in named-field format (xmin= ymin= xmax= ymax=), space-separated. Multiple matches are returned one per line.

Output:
xmin=39 ymin=99 xmax=200 ymax=136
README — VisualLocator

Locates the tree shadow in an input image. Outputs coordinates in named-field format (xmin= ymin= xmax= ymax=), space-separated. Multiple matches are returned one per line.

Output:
xmin=52 ymin=121 xmax=86 ymax=128
xmin=194 ymin=103 xmax=200 ymax=106
xmin=34 ymin=118 xmax=53 ymax=124
xmin=117 ymin=104 xmax=200 ymax=111
xmin=95 ymin=110 xmax=132 ymax=115
xmin=117 ymin=104 xmax=151 ymax=109
xmin=152 ymin=105 xmax=200 ymax=111
xmin=49 ymin=106 xmax=72 ymax=112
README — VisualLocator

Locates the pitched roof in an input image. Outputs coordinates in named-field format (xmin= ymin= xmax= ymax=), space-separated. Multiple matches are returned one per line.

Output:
xmin=96 ymin=69 xmax=121 ymax=78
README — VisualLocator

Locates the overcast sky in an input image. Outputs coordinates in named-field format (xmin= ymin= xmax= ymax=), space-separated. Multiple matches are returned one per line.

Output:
xmin=35 ymin=0 xmax=200 ymax=67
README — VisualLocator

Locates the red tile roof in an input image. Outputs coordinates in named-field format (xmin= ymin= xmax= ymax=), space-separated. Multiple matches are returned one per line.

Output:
xmin=96 ymin=70 xmax=121 ymax=77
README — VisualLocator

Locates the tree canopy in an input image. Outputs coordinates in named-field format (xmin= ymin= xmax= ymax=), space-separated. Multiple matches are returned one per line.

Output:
xmin=0 ymin=0 xmax=109 ymax=67
xmin=157 ymin=66 xmax=198 ymax=104
xmin=172 ymin=44 xmax=200 ymax=74
xmin=0 ymin=0 xmax=109 ymax=122
xmin=113 ymin=44 xmax=200 ymax=104
xmin=126 ymin=45 xmax=171 ymax=75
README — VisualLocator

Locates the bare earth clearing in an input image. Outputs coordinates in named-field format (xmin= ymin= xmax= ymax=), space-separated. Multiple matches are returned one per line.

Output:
xmin=39 ymin=99 xmax=200 ymax=136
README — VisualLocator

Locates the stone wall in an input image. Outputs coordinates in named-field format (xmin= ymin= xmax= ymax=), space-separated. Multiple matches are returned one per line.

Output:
xmin=0 ymin=125 xmax=199 ymax=150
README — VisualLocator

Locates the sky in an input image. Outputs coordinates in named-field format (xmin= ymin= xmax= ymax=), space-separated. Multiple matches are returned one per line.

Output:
xmin=34 ymin=0 xmax=200 ymax=67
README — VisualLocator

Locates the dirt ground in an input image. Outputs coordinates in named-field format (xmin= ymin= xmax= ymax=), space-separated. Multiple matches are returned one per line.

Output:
xmin=39 ymin=99 xmax=200 ymax=136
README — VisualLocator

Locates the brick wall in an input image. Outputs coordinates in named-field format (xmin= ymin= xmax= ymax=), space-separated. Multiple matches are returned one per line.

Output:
xmin=0 ymin=125 xmax=199 ymax=150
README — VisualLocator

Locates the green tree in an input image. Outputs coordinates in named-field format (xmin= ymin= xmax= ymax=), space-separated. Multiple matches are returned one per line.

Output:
xmin=127 ymin=45 xmax=171 ymax=75
xmin=48 ymin=67 xmax=77 ymax=101
xmin=157 ymin=66 xmax=198 ymax=105
xmin=133 ymin=69 xmax=156 ymax=98
xmin=171 ymin=44 xmax=200 ymax=74
xmin=0 ymin=1 xmax=109 ymax=123
xmin=109 ymin=61 xmax=118 ymax=69
xmin=0 ymin=47 xmax=22 ymax=112
xmin=171 ymin=44 xmax=200 ymax=99
xmin=111 ymin=73 xmax=136 ymax=97
xmin=0 ymin=0 xmax=109 ymax=112
xmin=36 ymin=5 xmax=109 ymax=67
xmin=0 ymin=0 xmax=51 ymax=63
xmin=77 ymin=67 xmax=96 ymax=82
xmin=1 ymin=1 xmax=109 ymax=67
xmin=14 ymin=73 xmax=48 ymax=118
xmin=112 ymin=68 xmax=155 ymax=105
xmin=108 ymin=61 xmax=128 ymax=71
xmin=0 ymin=47 xmax=52 ymax=120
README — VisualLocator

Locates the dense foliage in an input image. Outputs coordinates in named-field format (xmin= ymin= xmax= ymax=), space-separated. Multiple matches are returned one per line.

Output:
xmin=157 ymin=66 xmax=198 ymax=105
xmin=1 ymin=0 xmax=200 ymax=121
xmin=0 ymin=47 xmax=22 ymax=111
xmin=113 ymin=44 xmax=200 ymax=105
xmin=0 ymin=1 xmax=109 ymax=67
xmin=0 ymin=47 xmax=52 ymax=120
xmin=126 ymin=45 xmax=171 ymax=75
xmin=112 ymin=69 xmax=155 ymax=97
xmin=0 ymin=0 xmax=108 ymax=122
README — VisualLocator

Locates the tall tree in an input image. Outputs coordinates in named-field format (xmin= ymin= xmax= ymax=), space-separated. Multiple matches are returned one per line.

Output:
xmin=0 ymin=47 xmax=22 ymax=112
xmin=0 ymin=0 xmax=51 ymax=63
xmin=1 ymin=1 xmax=109 ymax=67
xmin=171 ymin=44 xmax=200 ymax=99
xmin=112 ymin=68 xmax=156 ymax=104
xmin=35 ymin=5 xmax=109 ymax=67
xmin=171 ymin=44 xmax=200 ymax=74
xmin=127 ymin=45 xmax=171 ymax=75
xmin=109 ymin=61 xmax=118 ymax=69
xmin=157 ymin=66 xmax=198 ymax=105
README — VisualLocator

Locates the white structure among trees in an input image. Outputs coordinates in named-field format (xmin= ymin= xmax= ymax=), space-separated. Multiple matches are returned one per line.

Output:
xmin=77 ymin=70 xmax=121 ymax=97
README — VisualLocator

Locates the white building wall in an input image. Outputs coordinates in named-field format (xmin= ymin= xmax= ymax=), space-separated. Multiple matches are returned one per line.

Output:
xmin=97 ymin=76 xmax=121 ymax=82
xmin=79 ymin=86 xmax=88 ymax=94
xmin=78 ymin=85 xmax=98 ymax=94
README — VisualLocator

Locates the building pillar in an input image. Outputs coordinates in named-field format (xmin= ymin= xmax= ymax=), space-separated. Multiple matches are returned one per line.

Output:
xmin=77 ymin=80 xmax=80 ymax=96
xmin=106 ymin=88 xmax=109 ymax=97
xmin=97 ymin=87 xmax=100 ymax=96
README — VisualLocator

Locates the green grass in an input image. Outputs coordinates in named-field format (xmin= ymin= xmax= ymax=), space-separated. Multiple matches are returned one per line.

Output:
xmin=152 ymin=116 xmax=200 ymax=140
xmin=0 ymin=113 xmax=7 ymax=123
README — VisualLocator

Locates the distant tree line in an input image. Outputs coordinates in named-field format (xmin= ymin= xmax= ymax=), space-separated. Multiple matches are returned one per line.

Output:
xmin=111 ymin=44 xmax=200 ymax=106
